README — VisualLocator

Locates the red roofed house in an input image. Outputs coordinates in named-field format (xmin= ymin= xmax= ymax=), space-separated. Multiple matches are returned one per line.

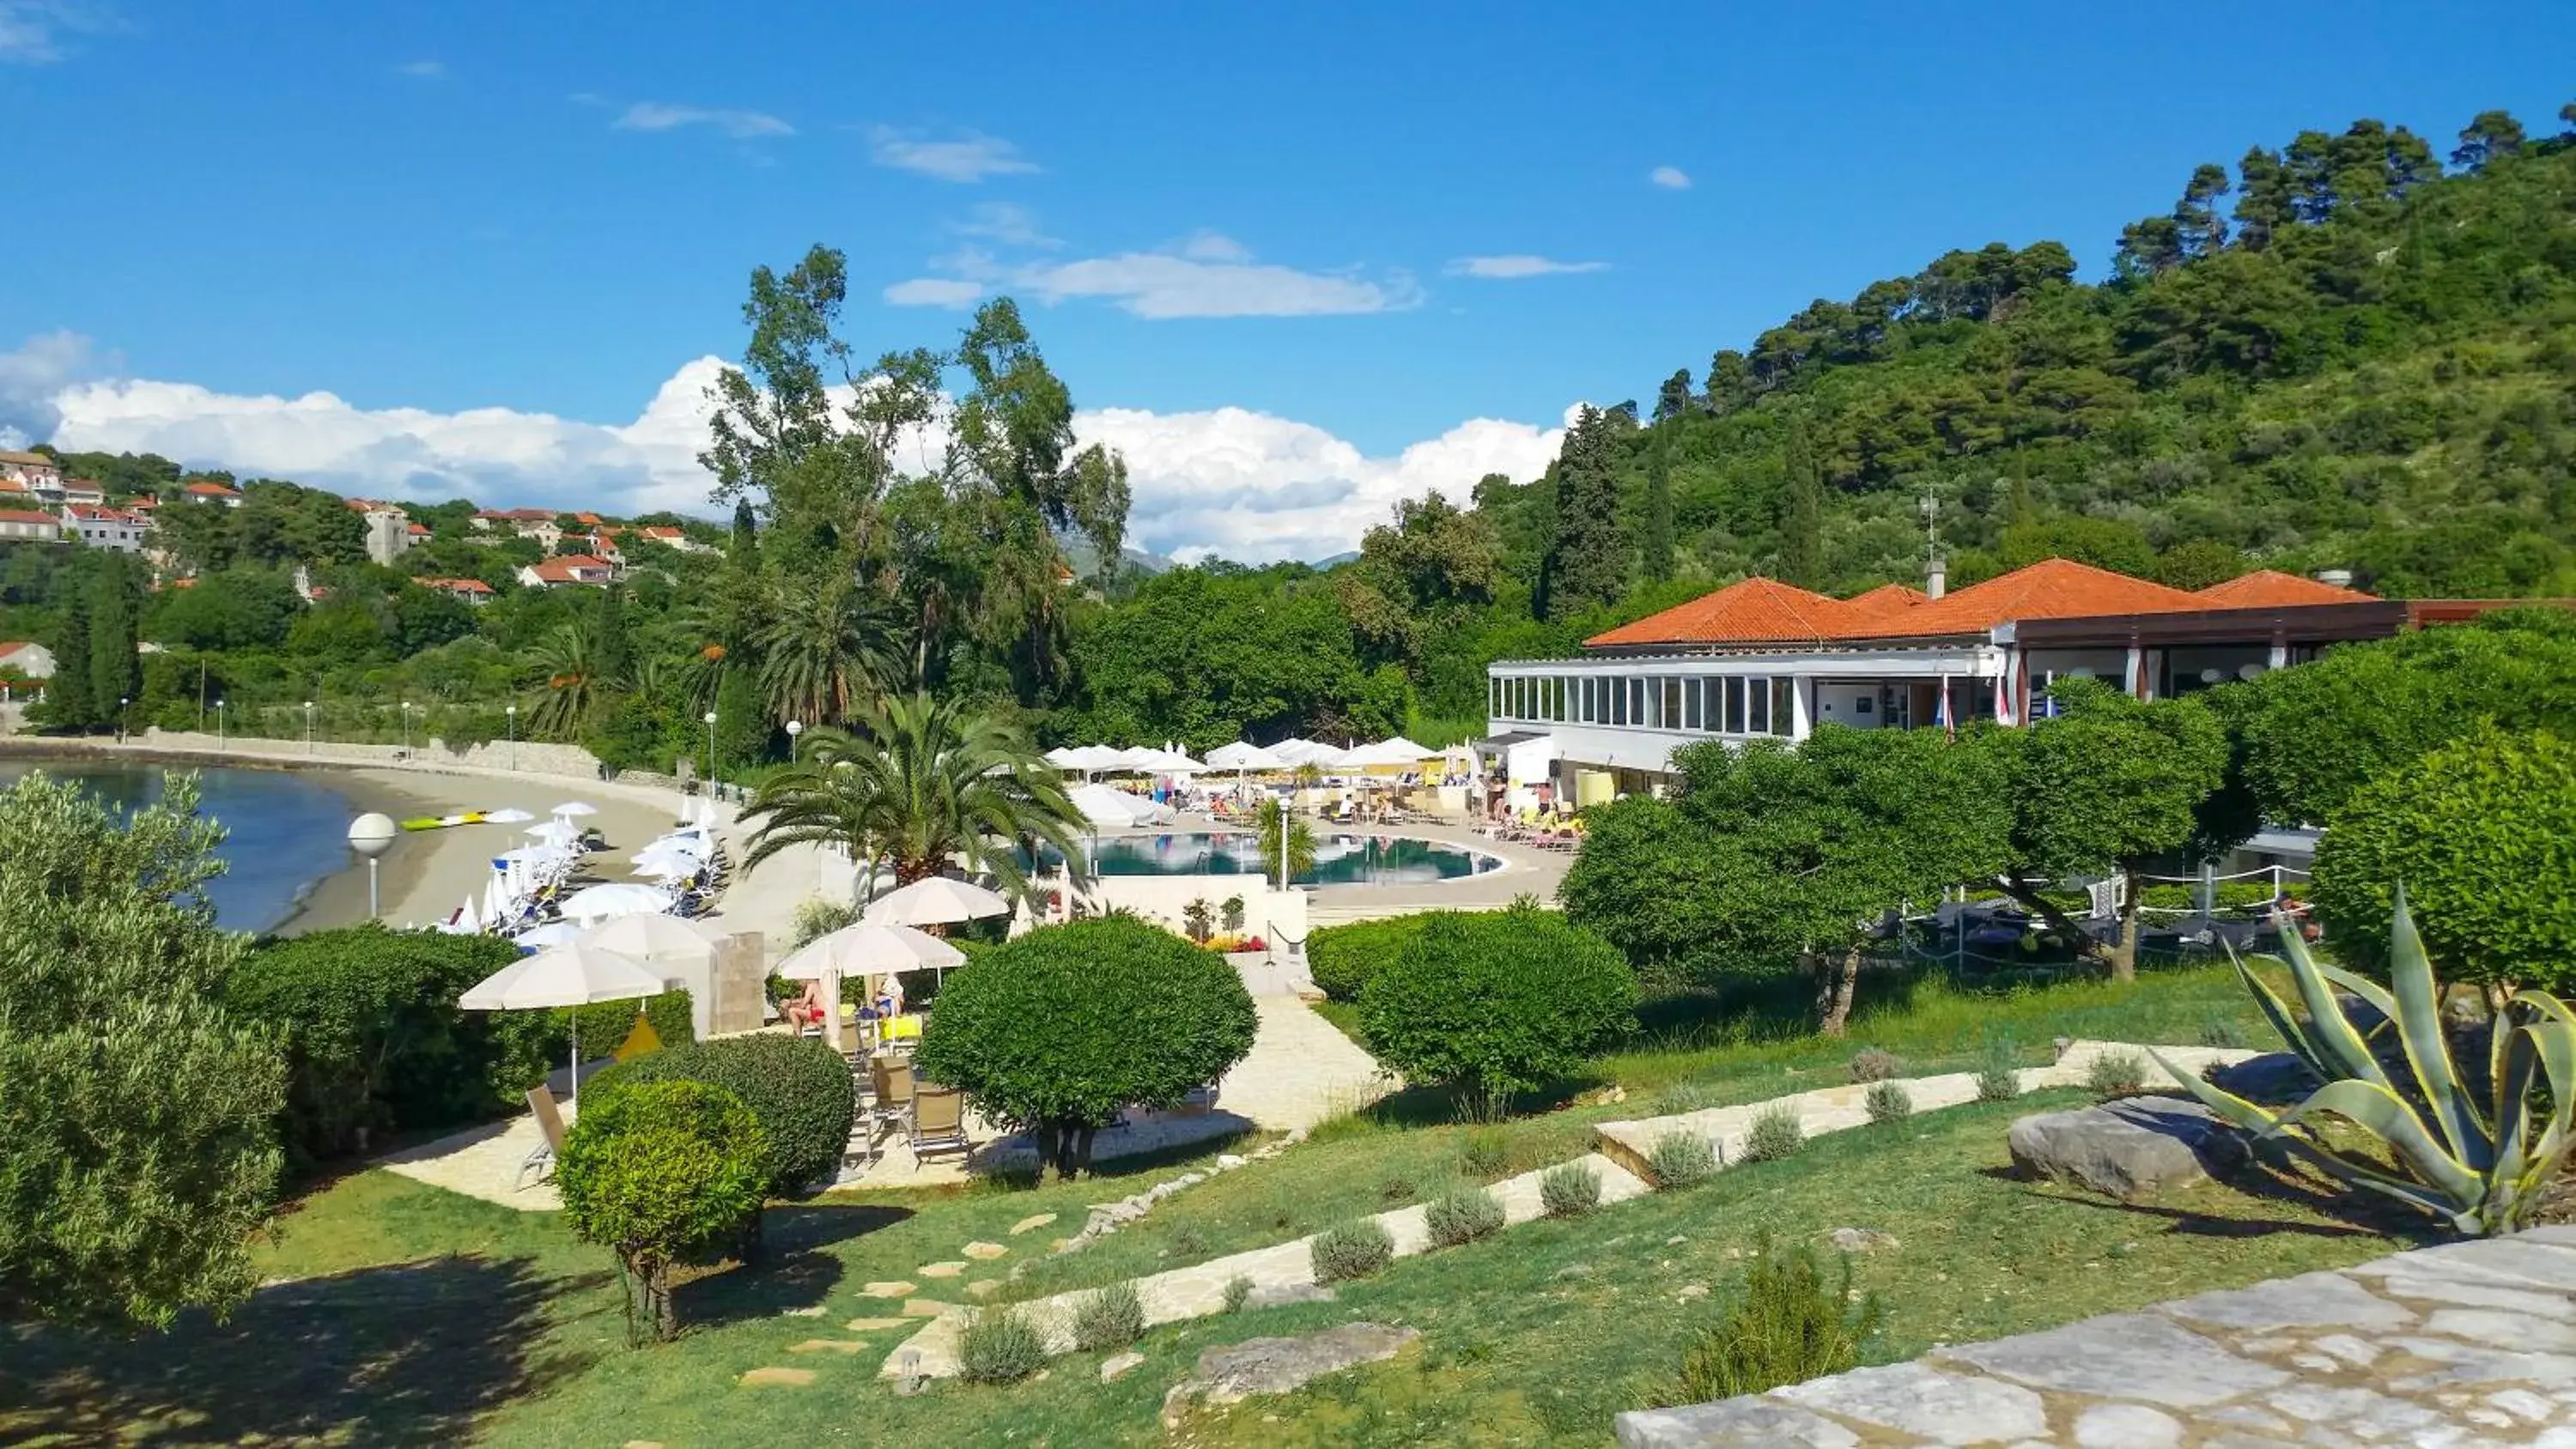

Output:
xmin=423 ymin=577 xmax=496 ymax=604
xmin=64 ymin=504 xmax=147 ymax=553
xmin=1484 ymin=556 xmax=2540 ymax=807
xmin=517 ymin=555 xmax=613 ymax=588
xmin=60 ymin=478 xmax=106 ymax=508
xmin=182 ymin=480 xmax=243 ymax=507
xmin=0 ymin=509 xmax=63 ymax=542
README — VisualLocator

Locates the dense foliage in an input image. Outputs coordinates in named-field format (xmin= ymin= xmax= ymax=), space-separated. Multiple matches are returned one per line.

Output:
xmin=914 ymin=918 xmax=1256 ymax=1179
xmin=0 ymin=773 xmax=286 ymax=1330
xmin=2309 ymin=728 xmax=2576 ymax=991
xmin=1306 ymin=911 xmax=1443 ymax=1002
xmin=586 ymin=1034 xmax=855 ymax=1196
xmin=556 ymin=1079 xmax=769 ymax=1344
xmin=1358 ymin=906 xmax=1637 ymax=1105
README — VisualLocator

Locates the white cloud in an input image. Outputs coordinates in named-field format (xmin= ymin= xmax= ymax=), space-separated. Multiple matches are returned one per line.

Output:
xmin=865 ymin=126 xmax=1037 ymax=183
xmin=1445 ymin=254 xmax=1610 ymax=279
xmin=883 ymin=277 xmax=987 ymax=309
xmin=1649 ymin=165 xmax=1692 ymax=191
xmin=616 ymin=103 xmax=794 ymax=139
xmin=1016 ymin=237 xmax=1418 ymax=319
xmin=1176 ymin=231 xmax=1252 ymax=264
xmin=951 ymin=202 xmax=1057 ymax=249
xmin=35 ymin=351 xmax=1567 ymax=562
xmin=395 ymin=59 xmax=444 ymax=77
xmin=0 ymin=0 xmax=112 ymax=64
xmin=0 ymin=330 xmax=98 ymax=447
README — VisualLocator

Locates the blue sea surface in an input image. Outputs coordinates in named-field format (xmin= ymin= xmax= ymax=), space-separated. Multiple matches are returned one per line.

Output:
xmin=0 ymin=761 xmax=363 ymax=933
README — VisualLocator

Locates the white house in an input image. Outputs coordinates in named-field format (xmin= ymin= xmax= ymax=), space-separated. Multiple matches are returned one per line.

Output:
xmin=0 ymin=640 xmax=56 ymax=678
xmin=0 ymin=450 xmax=64 ymax=500
xmin=517 ymin=554 xmax=613 ymax=588
xmin=64 ymin=504 xmax=148 ymax=553
xmin=0 ymin=509 xmax=64 ymax=543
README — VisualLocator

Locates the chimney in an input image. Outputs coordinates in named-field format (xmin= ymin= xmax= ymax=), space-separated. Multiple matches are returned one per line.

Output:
xmin=2314 ymin=567 xmax=2354 ymax=588
xmin=1925 ymin=552 xmax=1947 ymax=600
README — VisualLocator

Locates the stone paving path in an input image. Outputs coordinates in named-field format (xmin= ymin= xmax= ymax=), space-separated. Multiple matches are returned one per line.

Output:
xmin=1617 ymin=1227 xmax=2576 ymax=1447
xmin=379 ymin=1104 xmax=568 ymax=1208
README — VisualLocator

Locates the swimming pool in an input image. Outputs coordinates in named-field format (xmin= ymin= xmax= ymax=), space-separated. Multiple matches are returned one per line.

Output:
xmin=1042 ymin=832 xmax=1504 ymax=886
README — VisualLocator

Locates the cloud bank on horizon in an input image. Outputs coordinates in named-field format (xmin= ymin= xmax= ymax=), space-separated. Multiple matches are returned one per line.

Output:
xmin=9 ymin=337 xmax=1569 ymax=564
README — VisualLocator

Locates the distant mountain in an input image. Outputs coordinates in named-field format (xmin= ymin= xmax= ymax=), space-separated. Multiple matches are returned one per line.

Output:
xmin=1061 ymin=536 xmax=1176 ymax=578
xmin=1310 ymin=550 xmax=1360 ymax=570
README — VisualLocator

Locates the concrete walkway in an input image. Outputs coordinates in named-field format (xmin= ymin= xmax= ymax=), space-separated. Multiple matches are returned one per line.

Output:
xmin=1619 ymin=1228 xmax=2576 ymax=1447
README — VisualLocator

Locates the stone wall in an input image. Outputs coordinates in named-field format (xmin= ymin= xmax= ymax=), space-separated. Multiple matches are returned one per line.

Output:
xmin=112 ymin=727 xmax=696 ymax=791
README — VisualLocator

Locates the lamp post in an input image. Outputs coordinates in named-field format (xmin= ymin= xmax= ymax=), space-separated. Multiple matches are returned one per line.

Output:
xmin=702 ymin=709 xmax=719 ymax=792
xmin=214 ymin=699 xmax=225 ymax=748
xmin=304 ymin=700 xmax=315 ymax=754
xmin=348 ymin=812 xmax=398 ymax=919
xmin=400 ymin=699 xmax=413 ymax=755
xmin=505 ymin=701 xmax=518 ymax=768
xmin=117 ymin=695 xmax=128 ymax=746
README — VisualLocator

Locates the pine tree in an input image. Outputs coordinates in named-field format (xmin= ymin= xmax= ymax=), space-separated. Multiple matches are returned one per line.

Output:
xmin=2233 ymin=146 xmax=2295 ymax=251
xmin=594 ymin=585 xmax=633 ymax=690
xmin=2451 ymin=110 xmax=2526 ymax=171
xmin=1641 ymin=429 xmax=1676 ymax=583
xmin=2174 ymin=162 xmax=2232 ymax=258
xmin=1652 ymin=368 xmax=1696 ymax=423
xmin=47 ymin=561 xmax=96 ymax=731
xmin=1538 ymin=407 xmax=1627 ymax=621
xmin=87 ymin=555 xmax=141 ymax=725
xmin=1778 ymin=418 xmax=1825 ymax=590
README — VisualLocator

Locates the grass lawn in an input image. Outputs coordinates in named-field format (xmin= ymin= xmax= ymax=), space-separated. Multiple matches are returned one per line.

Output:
xmin=0 ymin=964 xmax=2403 ymax=1447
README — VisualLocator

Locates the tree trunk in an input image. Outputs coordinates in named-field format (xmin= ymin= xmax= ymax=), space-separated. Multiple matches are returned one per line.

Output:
xmin=1998 ymin=873 xmax=2114 ymax=970
xmin=621 ymin=1250 xmax=677 ymax=1344
xmin=736 ymin=1204 xmax=768 ymax=1265
xmin=1814 ymin=949 xmax=1861 ymax=1036
xmin=1070 ymin=1124 xmax=1098 ymax=1179
xmin=2106 ymin=866 xmax=2141 ymax=983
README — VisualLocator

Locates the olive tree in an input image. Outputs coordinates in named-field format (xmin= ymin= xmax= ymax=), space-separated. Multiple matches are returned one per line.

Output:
xmin=556 ymin=1079 xmax=769 ymax=1344
xmin=914 ymin=917 xmax=1256 ymax=1179
xmin=0 ymin=772 xmax=287 ymax=1331
xmin=2311 ymin=726 xmax=2576 ymax=994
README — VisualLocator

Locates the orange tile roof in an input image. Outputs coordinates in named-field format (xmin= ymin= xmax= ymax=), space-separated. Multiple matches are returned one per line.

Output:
xmin=426 ymin=576 xmax=495 ymax=594
xmin=1855 ymin=558 xmax=2204 ymax=639
xmin=2195 ymin=570 xmax=2373 ymax=608
xmin=182 ymin=481 xmax=239 ymax=496
xmin=1845 ymin=582 xmax=1930 ymax=618
xmin=527 ymin=555 xmax=611 ymax=582
xmin=1586 ymin=577 xmax=1872 ymax=648
xmin=0 ymin=509 xmax=58 ymax=524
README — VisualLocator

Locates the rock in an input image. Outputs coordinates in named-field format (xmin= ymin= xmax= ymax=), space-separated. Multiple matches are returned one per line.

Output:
xmin=1827 ymin=1227 xmax=1899 ymax=1253
xmin=1160 ymin=1322 xmax=1419 ymax=1425
xmin=2007 ymin=1098 xmax=2249 ymax=1198
xmin=844 ymin=1317 xmax=909 ymax=1331
xmin=787 ymin=1338 xmax=871 ymax=1355
xmin=962 ymin=1241 xmax=1010 ymax=1261
xmin=2073 ymin=1403 xmax=2184 ymax=1449
xmin=1618 ymin=1399 xmax=1862 ymax=1447
xmin=1243 ymin=1282 xmax=1336 ymax=1310
xmin=738 ymin=1367 xmax=817 ymax=1387
xmin=901 ymin=1298 xmax=957 ymax=1318
xmin=892 ymin=1373 xmax=929 ymax=1397
xmin=1008 ymin=1213 xmax=1059 ymax=1235
xmin=1777 ymin=1362 xmax=2048 ymax=1443
xmin=917 ymin=1261 xmax=969 ymax=1278
xmin=1101 ymin=1350 xmax=1145 ymax=1382
xmin=1941 ymin=1313 xmax=2289 ymax=1409
xmin=2202 ymin=1052 xmax=2317 ymax=1106
xmin=1218 ymin=1153 xmax=1247 ymax=1168
xmin=858 ymin=1280 xmax=917 ymax=1298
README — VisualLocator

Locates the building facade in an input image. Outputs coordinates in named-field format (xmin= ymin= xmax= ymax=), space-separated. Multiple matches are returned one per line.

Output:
xmin=64 ymin=504 xmax=149 ymax=552
xmin=0 ymin=509 xmax=64 ymax=543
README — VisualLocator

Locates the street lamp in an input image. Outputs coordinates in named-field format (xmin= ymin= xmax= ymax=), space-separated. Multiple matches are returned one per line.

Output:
xmin=214 ymin=699 xmax=225 ymax=748
xmin=347 ymin=812 xmax=398 ymax=919
xmin=505 ymin=701 xmax=517 ymax=769
xmin=702 ymin=709 xmax=719 ymax=791
xmin=400 ymin=699 xmax=414 ymax=755
xmin=303 ymin=700 xmax=315 ymax=754
xmin=117 ymin=695 xmax=128 ymax=746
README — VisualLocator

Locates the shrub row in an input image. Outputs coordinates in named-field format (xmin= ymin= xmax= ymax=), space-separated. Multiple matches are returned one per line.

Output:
xmin=1307 ymin=912 xmax=1442 ymax=1002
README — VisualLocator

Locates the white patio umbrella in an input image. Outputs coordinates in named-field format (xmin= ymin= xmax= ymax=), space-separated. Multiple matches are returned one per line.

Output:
xmin=558 ymin=882 xmax=677 ymax=923
xmin=577 ymin=912 xmax=720 ymax=973
xmin=483 ymin=807 xmax=536 ymax=823
xmin=1371 ymin=735 xmax=1437 ymax=761
xmin=867 ymin=875 xmax=1012 ymax=927
xmin=526 ymin=820 xmax=580 ymax=848
xmin=512 ymin=919 xmax=582 ymax=949
xmin=454 ymin=894 xmax=482 ymax=934
xmin=460 ymin=941 xmax=663 ymax=1106
xmin=552 ymin=801 xmax=601 ymax=818
xmin=631 ymin=839 xmax=708 ymax=875
xmin=1043 ymin=746 xmax=1084 ymax=768
xmin=1067 ymin=781 xmax=1149 ymax=828
xmin=1205 ymin=741 xmax=1285 ymax=771
xmin=776 ymin=920 xmax=964 ymax=980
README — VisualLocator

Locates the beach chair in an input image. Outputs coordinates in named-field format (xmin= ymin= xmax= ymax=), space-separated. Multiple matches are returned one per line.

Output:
xmin=908 ymin=1082 xmax=970 ymax=1161
xmin=514 ymin=1088 xmax=570 ymax=1191
xmin=869 ymin=1056 xmax=916 ymax=1148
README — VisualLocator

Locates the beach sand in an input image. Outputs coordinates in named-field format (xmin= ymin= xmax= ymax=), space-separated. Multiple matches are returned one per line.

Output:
xmin=286 ymin=768 xmax=695 ymax=934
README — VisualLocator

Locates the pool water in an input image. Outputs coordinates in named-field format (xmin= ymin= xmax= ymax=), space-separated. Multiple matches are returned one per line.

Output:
xmin=1043 ymin=832 xmax=1502 ymax=886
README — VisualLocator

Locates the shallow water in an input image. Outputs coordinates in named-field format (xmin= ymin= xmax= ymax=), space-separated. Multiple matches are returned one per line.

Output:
xmin=0 ymin=762 xmax=362 ymax=932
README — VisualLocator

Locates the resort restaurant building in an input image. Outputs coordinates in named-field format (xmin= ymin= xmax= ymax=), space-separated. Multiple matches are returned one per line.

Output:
xmin=1482 ymin=557 xmax=2445 ymax=812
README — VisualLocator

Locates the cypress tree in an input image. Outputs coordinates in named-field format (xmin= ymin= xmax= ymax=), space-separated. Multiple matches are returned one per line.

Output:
xmin=88 ymin=554 xmax=142 ymax=725
xmin=730 ymin=498 xmax=759 ymax=570
xmin=1540 ymin=407 xmax=1628 ymax=621
xmin=48 ymin=559 xmax=97 ymax=731
xmin=594 ymin=585 xmax=633 ymax=690
xmin=1778 ymin=418 xmax=1825 ymax=590
xmin=1641 ymin=428 xmax=1676 ymax=584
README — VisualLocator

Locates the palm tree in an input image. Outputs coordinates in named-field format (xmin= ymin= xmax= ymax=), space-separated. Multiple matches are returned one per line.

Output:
xmin=527 ymin=616 xmax=608 ymax=739
xmin=740 ymin=692 xmax=1089 ymax=903
xmin=757 ymin=579 xmax=900 ymax=727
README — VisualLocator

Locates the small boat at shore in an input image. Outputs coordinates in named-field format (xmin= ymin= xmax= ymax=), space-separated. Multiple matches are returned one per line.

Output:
xmin=398 ymin=810 xmax=492 ymax=832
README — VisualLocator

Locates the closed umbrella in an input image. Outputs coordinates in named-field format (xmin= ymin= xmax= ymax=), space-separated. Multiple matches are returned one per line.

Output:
xmin=460 ymin=941 xmax=663 ymax=1106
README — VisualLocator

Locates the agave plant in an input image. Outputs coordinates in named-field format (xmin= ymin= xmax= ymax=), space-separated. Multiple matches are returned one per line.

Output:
xmin=2160 ymin=887 xmax=2576 ymax=1236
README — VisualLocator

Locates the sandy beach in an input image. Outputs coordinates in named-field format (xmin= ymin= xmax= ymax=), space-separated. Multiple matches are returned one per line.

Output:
xmin=285 ymin=768 xmax=697 ymax=934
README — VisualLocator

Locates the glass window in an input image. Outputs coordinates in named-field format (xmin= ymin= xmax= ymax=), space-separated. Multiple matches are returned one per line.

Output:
xmin=1685 ymin=678 xmax=1704 ymax=731
xmin=1490 ymin=676 xmax=1501 ymax=718
xmin=1771 ymin=677 xmax=1796 ymax=737
xmin=1641 ymin=678 xmax=1658 ymax=729
xmin=1611 ymin=676 xmax=1627 ymax=726
xmin=1555 ymin=677 xmax=1570 ymax=723
xmin=1628 ymin=677 xmax=1645 ymax=727
xmin=1724 ymin=676 xmax=1745 ymax=734
xmin=1747 ymin=676 xmax=1770 ymax=735
xmin=1662 ymin=679 xmax=1683 ymax=729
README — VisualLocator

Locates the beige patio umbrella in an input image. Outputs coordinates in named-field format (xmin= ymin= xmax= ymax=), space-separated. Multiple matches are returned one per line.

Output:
xmin=460 ymin=941 xmax=665 ymax=1107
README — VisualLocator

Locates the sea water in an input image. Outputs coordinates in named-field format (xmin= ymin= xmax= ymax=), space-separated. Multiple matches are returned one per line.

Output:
xmin=0 ymin=761 xmax=362 ymax=933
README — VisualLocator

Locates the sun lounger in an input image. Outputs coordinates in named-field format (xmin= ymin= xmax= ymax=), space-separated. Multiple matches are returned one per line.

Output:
xmin=514 ymin=1088 xmax=570 ymax=1191
xmin=908 ymin=1083 xmax=970 ymax=1161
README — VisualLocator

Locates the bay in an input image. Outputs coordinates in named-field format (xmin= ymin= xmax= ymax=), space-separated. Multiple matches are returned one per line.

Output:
xmin=0 ymin=761 xmax=362 ymax=933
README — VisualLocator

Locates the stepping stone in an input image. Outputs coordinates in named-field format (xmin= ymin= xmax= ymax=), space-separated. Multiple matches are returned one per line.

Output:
xmin=781 ymin=1305 xmax=828 ymax=1317
xmin=963 ymin=1241 xmax=1010 ymax=1260
xmin=1103 ymin=1350 xmax=1145 ymax=1382
xmin=845 ymin=1317 xmax=909 ymax=1332
xmin=917 ymin=1261 xmax=969 ymax=1278
xmin=738 ymin=1367 xmax=816 ymax=1388
xmin=965 ymin=1280 xmax=1001 ymax=1300
xmin=1010 ymin=1213 xmax=1059 ymax=1235
xmin=625 ymin=1442 xmax=665 ymax=1448
xmin=788 ymin=1338 xmax=872 ymax=1355
xmin=858 ymin=1281 xmax=917 ymax=1298
xmin=902 ymin=1298 xmax=957 ymax=1318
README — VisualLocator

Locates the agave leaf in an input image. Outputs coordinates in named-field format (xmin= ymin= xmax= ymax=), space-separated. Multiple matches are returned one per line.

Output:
xmin=2271 ymin=920 xmax=2391 ymax=1089
xmin=2153 ymin=1049 xmax=2286 ymax=1134
xmin=2223 ymin=941 xmax=2332 ymax=1082
xmin=2309 ymin=960 xmax=2397 ymax=1031
xmin=2383 ymin=888 xmax=2486 ymax=1165
xmin=2261 ymin=1130 xmax=2485 ymax=1232
xmin=2269 ymin=1078 xmax=2481 ymax=1206
xmin=2488 ymin=1027 xmax=2544 ymax=1209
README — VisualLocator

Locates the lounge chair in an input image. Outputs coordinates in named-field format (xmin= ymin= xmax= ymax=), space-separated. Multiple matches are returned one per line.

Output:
xmin=908 ymin=1083 xmax=970 ymax=1161
xmin=514 ymin=1088 xmax=570 ymax=1191
xmin=869 ymin=1056 xmax=915 ymax=1146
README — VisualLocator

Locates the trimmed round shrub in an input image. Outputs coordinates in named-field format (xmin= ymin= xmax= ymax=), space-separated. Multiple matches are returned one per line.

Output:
xmin=586 ymin=1034 xmax=854 ymax=1196
xmin=915 ymin=918 xmax=1257 ymax=1180
xmin=1358 ymin=907 xmax=1637 ymax=1107
xmin=1425 ymin=1185 xmax=1505 ymax=1247
xmin=1308 ymin=912 xmax=1443 ymax=1002
xmin=1311 ymin=1218 xmax=1394 ymax=1283
xmin=1648 ymin=1131 xmax=1718 ymax=1187
xmin=1070 ymin=1281 xmax=1145 ymax=1353
xmin=2312 ymin=726 xmax=2576 ymax=991
xmin=1741 ymin=1106 xmax=1804 ymax=1163
xmin=958 ymin=1305 xmax=1048 ymax=1384
xmin=556 ymin=1079 xmax=768 ymax=1343
xmin=1540 ymin=1161 xmax=1603 ymax=1217
xmin=1864 ymin=1080 xmax=1912 ymax=1125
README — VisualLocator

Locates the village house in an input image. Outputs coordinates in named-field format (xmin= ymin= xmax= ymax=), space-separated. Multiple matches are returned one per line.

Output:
xmin=0 ymin=509 xmax=64 ymax=543
xmin=515 ymin=554 xmax=613 ymax=588
xmin=63 ymin=504 xmax=149 ymax=553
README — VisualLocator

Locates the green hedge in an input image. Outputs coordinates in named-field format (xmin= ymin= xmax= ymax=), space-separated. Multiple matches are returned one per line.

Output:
xmin=1308 ymin=912 xmax=1445 ymax=1002
xmin=1358 ymin=907 xmax=1637 ymax=1102
xmin=229 ymin=925 xmax=694 ymax=1166
xmin=586 ymin=1033 xmax=854 ymax=1195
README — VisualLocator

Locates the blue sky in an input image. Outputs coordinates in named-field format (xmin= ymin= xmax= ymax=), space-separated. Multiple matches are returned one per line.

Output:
xmin=1 ymin=0 xmax=2568 ymax=558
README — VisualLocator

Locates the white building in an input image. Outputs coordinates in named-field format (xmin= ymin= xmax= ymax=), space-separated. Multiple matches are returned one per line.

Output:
xmin=0 ymin=450 xmax=64 ymax=500
xmin=517 ymin=554 xmax=614 ymax=588
xmin=0 ymin=640 xmax=57 ymax=678
xmin=0 ymin=509 xmax=64 ymax=543
xmin=64 ymin=504 xmax=148 ymax=553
